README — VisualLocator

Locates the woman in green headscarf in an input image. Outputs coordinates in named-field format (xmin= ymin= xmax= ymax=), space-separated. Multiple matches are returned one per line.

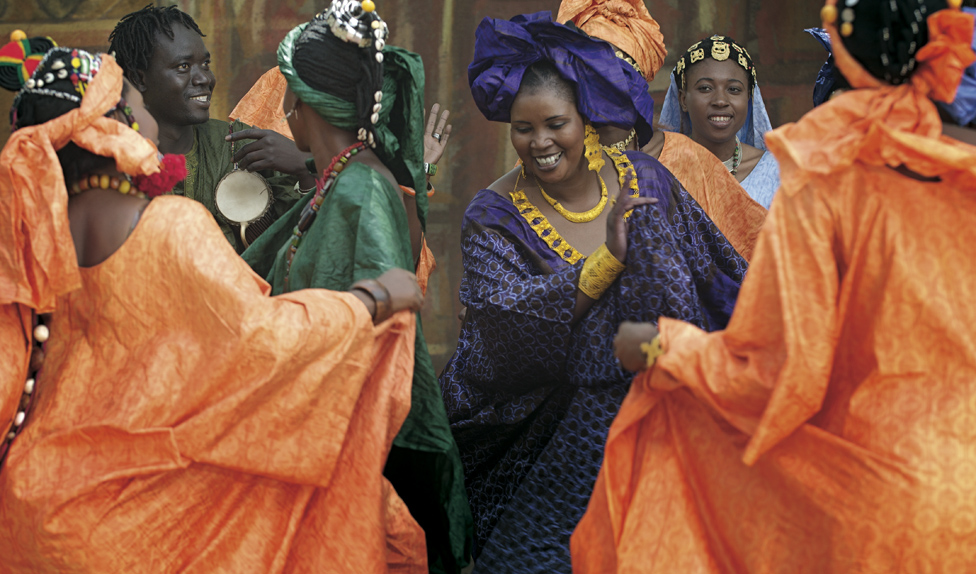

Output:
xmin=242 ymin=3 xmax=473 ymax=573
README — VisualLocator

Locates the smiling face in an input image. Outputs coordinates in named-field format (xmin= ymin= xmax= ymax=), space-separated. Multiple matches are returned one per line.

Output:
xmin=679 ymin=58 xmax=751 ymax=148
xmin=137 ymin=23 xmax=215 ymax=129
xmin=510 ymin=85 xmax=586 ymax=186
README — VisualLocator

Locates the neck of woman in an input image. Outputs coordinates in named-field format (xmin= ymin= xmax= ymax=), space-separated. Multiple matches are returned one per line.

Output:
xmin=692 ymin=133 xmax=739 ymax=165
xmin=527 ymin=156 xmax=599 ymax=208
xmin=306 ymin=122 xmax=366 ymax=176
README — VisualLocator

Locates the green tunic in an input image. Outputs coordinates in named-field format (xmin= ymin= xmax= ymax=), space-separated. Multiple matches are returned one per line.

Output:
xmin=243 ymin=162 xmax=473 ymax=573
xmin=170 ymin=118 xmax=303 ymax=253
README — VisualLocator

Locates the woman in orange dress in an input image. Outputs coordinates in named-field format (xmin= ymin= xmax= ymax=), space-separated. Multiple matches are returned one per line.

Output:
xmin=0 ymin=38 xmax=429 ymax=573
xmin=572 ymin=0 xmax=976 ymax=571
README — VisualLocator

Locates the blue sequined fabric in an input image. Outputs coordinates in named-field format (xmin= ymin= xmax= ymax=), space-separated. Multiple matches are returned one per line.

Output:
xmin=440 ymin=152 xmax=748 ymax=573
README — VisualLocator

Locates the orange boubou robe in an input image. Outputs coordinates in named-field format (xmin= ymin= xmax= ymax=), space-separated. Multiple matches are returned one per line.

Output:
xmin=655 ymin=131 xmax=767 ymax=261
xmin=0 ymin=199 xmax=426 ymax=573
xmin=572 ymin=9 xmax=976 ymax=573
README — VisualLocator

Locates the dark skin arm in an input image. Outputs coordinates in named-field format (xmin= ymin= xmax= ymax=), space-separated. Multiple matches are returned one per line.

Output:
xmin=614 ymin=321 xmax=661 ymax=372
xmin=571 ymin=192 xmax=657 ymax=324
xmin=404 ymin=103 xmax=454 ymax=265
xmin=226 ymin=128 xmax=316 ymax=190
xmin=348 ymin=268 xmax=425 ymax=324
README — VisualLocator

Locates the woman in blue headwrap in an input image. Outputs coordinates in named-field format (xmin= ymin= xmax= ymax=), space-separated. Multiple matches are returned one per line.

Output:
xmin=439 ymin=12 xmax=748 ymax=573
xmin=660 ymin=36 xmax=780 ymax=208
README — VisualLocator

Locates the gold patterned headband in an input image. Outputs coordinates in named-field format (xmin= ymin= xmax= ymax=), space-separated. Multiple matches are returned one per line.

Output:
xmin=674 ymin=35 xmax=757 ymax=92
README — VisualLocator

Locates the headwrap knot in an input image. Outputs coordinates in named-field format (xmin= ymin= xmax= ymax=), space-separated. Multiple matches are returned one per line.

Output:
xmin=469 ymin=11 xmax=656 ymax=147
xmin=557 ymin=0 xmax=667 ymax=81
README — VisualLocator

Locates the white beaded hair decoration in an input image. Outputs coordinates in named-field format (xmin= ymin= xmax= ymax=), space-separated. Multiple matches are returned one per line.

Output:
xmin=320 ymin=0 xmax=389 ymax=146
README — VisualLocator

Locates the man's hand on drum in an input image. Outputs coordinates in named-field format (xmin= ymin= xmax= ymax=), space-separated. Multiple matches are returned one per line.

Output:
xmin=424 ymin=103 xmax=452 ymax=167
xmin=226 ymin=128 xmax=316 ymax=190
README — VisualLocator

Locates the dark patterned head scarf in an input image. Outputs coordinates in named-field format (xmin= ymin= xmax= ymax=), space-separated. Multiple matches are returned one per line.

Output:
xmin=837 ymin=0 xmax=949 ymax=86
xmin=468 ymin=11 xmax=655 ymax=146
xmin=806 ymin=27 xmax=838 ymax=106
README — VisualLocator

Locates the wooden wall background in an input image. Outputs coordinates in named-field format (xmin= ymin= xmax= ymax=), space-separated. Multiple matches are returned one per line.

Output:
xmin=1 ymin=0 xmax=826 ymax=371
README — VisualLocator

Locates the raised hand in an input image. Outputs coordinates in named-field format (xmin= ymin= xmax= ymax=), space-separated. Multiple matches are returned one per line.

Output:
xmin=605 ymin=172 xmax=658 ymax=263
xmin=226 ymin=128 xmax=310 ymax=178
xmin=423 ymin=103 xmax=452 ymax=166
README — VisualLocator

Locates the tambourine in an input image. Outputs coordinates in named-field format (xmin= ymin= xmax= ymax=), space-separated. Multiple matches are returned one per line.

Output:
xmin=214 ymin=169 xmax=275 ymax=248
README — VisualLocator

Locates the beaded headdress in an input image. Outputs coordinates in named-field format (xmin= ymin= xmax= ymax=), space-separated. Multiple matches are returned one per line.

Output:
xmin=0 ymin=33 xmax=56 ymax=89
xmin=279 ymin=0 xmax=428 ymax=225
xmin=323 ymin=0 xmax=389 ymax=54
xmin=673 ymin=35 xmax=757 ymax=92
xmin=296 ymin=0 xmax=390 ymax=147
xmin=10 ymin=47 xmax=105 ymax=130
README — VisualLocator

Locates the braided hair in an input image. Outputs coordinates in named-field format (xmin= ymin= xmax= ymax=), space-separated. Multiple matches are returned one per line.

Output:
xmin=291 ymin=3 xmax=387 ymax=146
xmin=837 ymin=0 xmax=949 ymax=86
xmin=108 ymin=4 xmax=205 ymax=83
xmin=673 ymin=35 xmax=758 ymax=93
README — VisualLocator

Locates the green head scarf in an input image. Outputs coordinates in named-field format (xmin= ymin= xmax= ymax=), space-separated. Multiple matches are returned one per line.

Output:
xmin=278 ymin=22 xmax=429 ymax=229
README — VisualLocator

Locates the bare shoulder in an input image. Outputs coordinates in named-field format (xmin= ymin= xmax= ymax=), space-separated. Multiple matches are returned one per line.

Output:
xmin=640 ymin=130 xmax=667 ymax=159
xmin=486 ymin=165 xmax=524 ymax=197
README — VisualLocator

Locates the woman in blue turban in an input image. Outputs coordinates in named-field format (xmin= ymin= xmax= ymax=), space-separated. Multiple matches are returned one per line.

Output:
xmin=439 ymin=12 xmax=747 ymax=573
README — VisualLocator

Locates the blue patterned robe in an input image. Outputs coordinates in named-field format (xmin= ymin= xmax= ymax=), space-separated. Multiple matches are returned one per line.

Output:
xmin=440 ymin=152 xmax=747 ymax=573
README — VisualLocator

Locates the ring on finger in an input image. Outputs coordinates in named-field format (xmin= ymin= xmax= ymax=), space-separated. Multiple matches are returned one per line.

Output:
xmin=433 ymin=133 xmax=442 ymax=141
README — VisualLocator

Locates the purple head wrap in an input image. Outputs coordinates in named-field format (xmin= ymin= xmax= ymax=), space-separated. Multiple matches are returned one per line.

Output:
xmin=806 ymin=28 xmax=837 ymax=108
xmin=940 ymin=7 xmax=976 ymax=126
xmin=468 ymin=11 xmax=655 ymax=146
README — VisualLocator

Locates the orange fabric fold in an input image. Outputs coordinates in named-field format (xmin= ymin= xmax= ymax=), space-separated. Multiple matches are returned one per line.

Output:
xmin=557 ymin=0 xmax=667 ymax=80
xmin=657 ymin=132 xmax=766 ymax=260
xmin=230 ymin=66 xmax=292 ymax=139
xmin=0 ymin=304 xmax=31 ymax=455
xmin=0 ymin=198 xmax=427 ymax=573
xmin=0 ymin=56 xmax=159 ymax=313
xmin=572 ymin=8 xmax=976 ymax=572
xmin=417 ymin=237 xmax=436 ymax=296
xmin=776 ymin=8 xmax=976 ymax=190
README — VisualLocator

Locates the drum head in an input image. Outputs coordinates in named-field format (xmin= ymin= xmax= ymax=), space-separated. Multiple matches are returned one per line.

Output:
xmin=214 ymin=170 xmax=271 ymax=224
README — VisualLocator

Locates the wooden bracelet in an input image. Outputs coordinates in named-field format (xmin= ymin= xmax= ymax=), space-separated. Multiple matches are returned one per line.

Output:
xmin=351 ymin=278 xmax=393 ymax=323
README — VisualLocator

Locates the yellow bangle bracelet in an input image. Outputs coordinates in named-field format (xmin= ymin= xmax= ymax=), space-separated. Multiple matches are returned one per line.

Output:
xmin=579 ymin=243 xmax=625 ymax=300
xmin=640 ymin=335 xmax=664 ymax=369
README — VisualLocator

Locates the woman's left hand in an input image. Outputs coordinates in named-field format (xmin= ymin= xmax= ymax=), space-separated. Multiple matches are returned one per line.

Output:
xmin=614 ymin=321 xmax=660 ymax=372
xmin=424 ymin=103 xmax=452 ymax=165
